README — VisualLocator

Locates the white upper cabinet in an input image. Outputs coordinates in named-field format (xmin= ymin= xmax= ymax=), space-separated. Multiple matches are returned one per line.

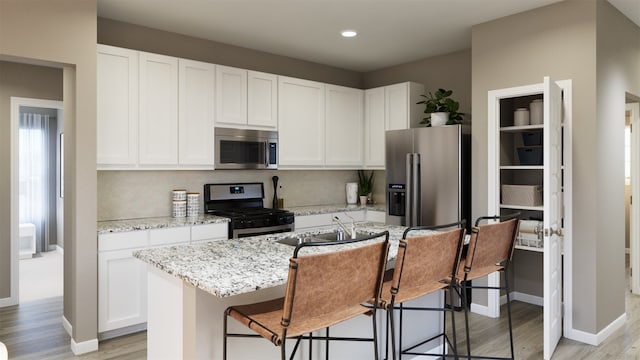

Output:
xmin=278 ymin=76 xmax=325 ymax=167
xmin=247 ymin=70 xmax=278 ymax=129
xmin=97 ymin=45 xmax=139 ymax=167
xmin=325 ymin=84 xmax=364 ymax=167
xmin=215 ymin=65 xmax=247 ymax=127
xmin=385 ymin=82 xmax=424 ymax=130
xmin=364 ymin=86 xmax=386 ymax=168
xmin=138 ymin=52 xmax=179 ymax=166
xmin=178 ymin=59 xmax=215 ymax=168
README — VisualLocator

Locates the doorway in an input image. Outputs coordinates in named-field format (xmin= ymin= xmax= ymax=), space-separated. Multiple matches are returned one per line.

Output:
xmin=10 ymin=97 xmax=64 ymax=304
xmin=627 ymin=100 xmax=640 ymax=295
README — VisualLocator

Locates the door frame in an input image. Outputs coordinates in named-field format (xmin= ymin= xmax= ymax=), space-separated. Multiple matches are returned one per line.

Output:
xmin=5 ymin=97 xmax=64 ymax=307
xmin=629 ymin=102 xmax=640 ymax=295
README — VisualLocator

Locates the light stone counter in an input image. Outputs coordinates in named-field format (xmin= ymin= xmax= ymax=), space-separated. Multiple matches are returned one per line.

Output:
xmin=97 ymin=214 xmax=229 ymax=234
xmin=134 ymin=223 xmax=418 ymax=298
xmin=287 ymin=204 xmax=386 ymax=216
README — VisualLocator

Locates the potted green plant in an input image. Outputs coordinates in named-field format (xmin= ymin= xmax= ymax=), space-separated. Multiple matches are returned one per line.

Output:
xmin=417 ymin=88 xmax=464 ymax=127
xmin=357 ymin=170 xmax=374 ymax=206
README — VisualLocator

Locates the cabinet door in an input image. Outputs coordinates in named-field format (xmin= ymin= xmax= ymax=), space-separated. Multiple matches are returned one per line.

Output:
xmin=97 ymin=45 xmax=138 ymax=167
xmin=178 ymin=59 xmax=215 ymax=167
xmin=215 ymin=65 xmax=247 ymax=126
xmin=98 ymin=248 xmax=147 ymax=332
xmin=385 ymin=83 xmax=410 ymax=130
xmin=248 ymin=71 xmax=278 ymax=129
xmin=278 ymin=76 xmax=325 ymax=167
xmin=542 ymin=76 xmax=563 ymax=360
xmin=364 ymin=87 xmax=386 ymax=168
xmin=191 ymin=223 xmax=228 ymax=244
xmin=139 ymin=52 xmax=178 ymax=166
xmin=325 ymin=85 xmax=363 ymax=167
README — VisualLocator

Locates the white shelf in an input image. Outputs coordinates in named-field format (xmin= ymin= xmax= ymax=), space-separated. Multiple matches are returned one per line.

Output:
xmin=500 ymin=204 xmax=544 ymax=211
xmin=500 ymin=165 xmax=544 ymax=170
xmin=500 ymin=124 xmax=544 ymax=132
xmin=515 ymin=245 xmax=544 ymax=253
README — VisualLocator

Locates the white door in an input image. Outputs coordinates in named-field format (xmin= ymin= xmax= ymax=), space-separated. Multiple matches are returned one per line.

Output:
xmin=543 ymin=76 xmax=563 ymax=360
xmin=629 ymin=103 xmax=640 ymax=295
xmin=247 ymin=71 xmax=278 ymax=129
xmin=325 ymin=85 xmax=363 ymax=167
xmin=278 ymin=76 xmax=325 ymax=167
xmin=215 ymin=65 xmax=247 ymax=126
xmin=385 ymin=83 xmax=409 ymax=130
xmin=139 ymin=52 xmax=178 ymax=166
xmin=364 ymin=87 xmax=386 ymax=168
xmin=178 ymin=59 xmax=215 ymax=167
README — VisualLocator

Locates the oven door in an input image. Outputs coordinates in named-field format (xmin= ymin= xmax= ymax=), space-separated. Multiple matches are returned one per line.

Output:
xmin=214 ymin=128 xmax=277 ymax=169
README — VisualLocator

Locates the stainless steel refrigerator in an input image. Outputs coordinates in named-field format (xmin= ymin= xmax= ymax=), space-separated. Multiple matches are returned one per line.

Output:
xmin=385 ymin=125 xmax=470 ymax=229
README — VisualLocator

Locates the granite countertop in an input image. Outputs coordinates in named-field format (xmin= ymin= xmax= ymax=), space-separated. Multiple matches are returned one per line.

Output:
xmin=134 ymin=223 xmax=431 ymax=299
xmin=98 ymin=205 xmax=386 ymax=235
xmin=287 ymin=204 xmax=386 ymax=216
xmin=97 ymin=214 xmax=230 ymax=234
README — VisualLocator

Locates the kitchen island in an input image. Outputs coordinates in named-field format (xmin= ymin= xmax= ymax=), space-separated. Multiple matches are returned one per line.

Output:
xmin=134 ymin=223 xmax=445 ymax=360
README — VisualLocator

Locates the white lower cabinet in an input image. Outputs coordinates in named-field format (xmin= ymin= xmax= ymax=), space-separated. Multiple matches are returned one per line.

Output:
xmin=98 ymin=223 xmax=228 ymax=336
xmin=191 ymin=223 xmax=228 ymax=244
xmin=98 ymin=230 xmax=149 ymax=334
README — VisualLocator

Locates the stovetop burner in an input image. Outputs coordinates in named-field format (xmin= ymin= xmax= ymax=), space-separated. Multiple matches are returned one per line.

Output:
xmin=203 ymin=182 xmax=295 ymax=238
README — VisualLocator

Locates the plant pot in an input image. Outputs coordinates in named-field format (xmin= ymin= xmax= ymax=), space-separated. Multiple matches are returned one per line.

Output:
xmin=360 ymin=196 xmax=368 ymax=207
xmin=430 ymin=112 xmax=449 ymax=126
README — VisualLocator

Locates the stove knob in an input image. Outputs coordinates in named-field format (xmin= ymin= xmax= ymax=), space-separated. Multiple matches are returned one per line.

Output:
xmin=244 ymin=220 xmax=254 ymax=228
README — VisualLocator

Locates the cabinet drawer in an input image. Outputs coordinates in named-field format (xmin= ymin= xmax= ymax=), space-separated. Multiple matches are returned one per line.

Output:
xmin=99 ymin=231 xmax=148 ymax=252
xmin=191 ymin=223 xmax=228 ymax=242
xmin=149 ymin=227 xmax=190 ymax=246
xmin=295 ymin=213 xmax=332 ymax=229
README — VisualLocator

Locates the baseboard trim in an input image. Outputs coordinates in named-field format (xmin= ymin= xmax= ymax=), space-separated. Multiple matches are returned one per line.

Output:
xmin=98 ymin=323 xmax=147 ymax=341
xmin=564 ymin=312 xmax=627 ymax=346
xmin=55 ymin=245 xmax=64 ymax=254
xmin=62 ymin=316 xmax=72 ymax=337
xmin=0 ymin=296 xmax=17 ymax=308
xmin=500 ymin=291 xmax=543 ymax=307
xmin=70 ymin=337 xmax=98 ymax=355
xmin=470 ymin=302 xmax=492 ymax=317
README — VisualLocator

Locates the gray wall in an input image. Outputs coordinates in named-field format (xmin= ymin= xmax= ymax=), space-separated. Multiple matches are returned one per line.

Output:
xmin=595 ymin=0 xmax=640 ymax=331
xmin=98 ymin=17 xmax=363 ymax=89
xmin=472 ymin=0 xmax=640 ymax=335
xmin=0 ymin=61 xmax=62 ymax=297
xmin=0 ymin=0 xmax=98 ymax=345
xmin=363 ymin=49 xmax=471 ymax=121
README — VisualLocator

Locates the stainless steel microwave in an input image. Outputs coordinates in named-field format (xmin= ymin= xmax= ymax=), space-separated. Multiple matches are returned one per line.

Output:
xmin=214 ymin=127 xmax=278 ymax=170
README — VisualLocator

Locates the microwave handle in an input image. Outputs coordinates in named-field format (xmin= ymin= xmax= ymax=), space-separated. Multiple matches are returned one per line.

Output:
xmin=264 ymin=141 xmax=270 ymax=167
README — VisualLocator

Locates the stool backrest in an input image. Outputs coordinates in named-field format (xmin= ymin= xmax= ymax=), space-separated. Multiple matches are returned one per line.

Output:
xmin=281 ymin=232 xmax=390 ymax=329
xmin=464 ymin=215 xmax=519 ymax=275
xmin=392 ymin=226 xmax=465 ymax=297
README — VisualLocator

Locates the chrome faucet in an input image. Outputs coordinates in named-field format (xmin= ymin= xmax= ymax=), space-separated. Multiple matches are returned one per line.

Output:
xmin=333 ymin=215 xmax=356 ymax=239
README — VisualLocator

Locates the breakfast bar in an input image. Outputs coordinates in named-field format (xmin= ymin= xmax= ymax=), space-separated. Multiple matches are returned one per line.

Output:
xmin=134 ymin=223 xmax=445 ymax=360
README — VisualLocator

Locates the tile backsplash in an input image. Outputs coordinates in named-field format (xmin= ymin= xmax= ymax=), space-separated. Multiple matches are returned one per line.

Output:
xmin=98 ymin=170 xmax=385 ymax=221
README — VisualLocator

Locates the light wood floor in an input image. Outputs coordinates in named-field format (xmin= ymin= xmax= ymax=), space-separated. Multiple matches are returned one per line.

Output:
xmin=1 ymin=274 xmax=638 ymax=359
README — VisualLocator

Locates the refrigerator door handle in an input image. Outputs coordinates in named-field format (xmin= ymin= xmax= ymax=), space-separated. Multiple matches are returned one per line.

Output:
xmin=412 ymin=153 xmax=421 ymax=226
xmin=405 ymin=153 xmax=413 ymax=226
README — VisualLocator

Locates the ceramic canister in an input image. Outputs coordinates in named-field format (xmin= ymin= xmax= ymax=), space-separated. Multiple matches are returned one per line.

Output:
xmin=530 ymin=99 xmax=543 ymax=125
xmin=187 ymin=192 xmax=200 ymax=217
xmin=173 ymin=200 xmax=187 ymax=218
xmin=514 ymin=108 xmax=530 ymax=126
xmin=172 ymin=189 xmax=187 ymax=201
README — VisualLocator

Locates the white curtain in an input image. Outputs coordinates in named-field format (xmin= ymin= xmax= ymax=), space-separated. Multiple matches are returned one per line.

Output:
xmin=19 ymin=113 xmax=51 ymax=254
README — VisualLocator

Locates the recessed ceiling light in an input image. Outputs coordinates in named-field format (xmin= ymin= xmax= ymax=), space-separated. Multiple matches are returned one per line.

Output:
xmin=341 ymin=30 xmax=357 ymax=38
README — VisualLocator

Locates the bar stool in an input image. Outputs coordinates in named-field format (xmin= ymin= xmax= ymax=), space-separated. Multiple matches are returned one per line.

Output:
xmin=459 ymin=213 xmax=520 ymax=360
xmin=223 ymin=231 xmax=390 ymax=360
xmin=378 ymin=221 xmax=466 ymax=360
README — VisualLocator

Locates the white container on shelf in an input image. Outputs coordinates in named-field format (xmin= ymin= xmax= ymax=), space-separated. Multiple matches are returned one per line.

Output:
xmin=172 ymin=189 xmax=187 ymax=201
xmin=514 ymin=108 xmax=530 ymax=126
xmin=530 ymin=99 xmax=543 ymax=125
xmin=172 ymin=200 xmax=186 ymax=217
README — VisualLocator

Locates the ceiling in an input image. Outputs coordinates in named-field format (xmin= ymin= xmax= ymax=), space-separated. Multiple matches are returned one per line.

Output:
xmin=97 ymin=0 xmax=640 ymax=73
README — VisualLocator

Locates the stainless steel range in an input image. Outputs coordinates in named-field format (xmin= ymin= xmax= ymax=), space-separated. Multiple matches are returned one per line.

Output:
xmin=203 ymin=183 xmax=295 ymax=239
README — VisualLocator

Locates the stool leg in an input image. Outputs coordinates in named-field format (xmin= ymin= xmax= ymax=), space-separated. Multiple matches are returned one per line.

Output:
xmin=449 ymin=286 xmax=459 ymax=360
xmin=389 ymin=303 xmax=398 ymax=360
xmin=461 ymin=281 xmax=471 ymax=360
xmin=372 ymin=308 xmax=380 ymax=360
xmin=325 ymin=327 xmax=330 ymax=360
xmin=504 ymin=270 xmax=515 ymax=360
xmin=223 ymin=313 xmax=228 ymax=360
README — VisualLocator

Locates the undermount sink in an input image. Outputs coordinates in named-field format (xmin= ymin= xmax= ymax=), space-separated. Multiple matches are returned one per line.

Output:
xmin=275 ymin=231 xmax=372 ymax=246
